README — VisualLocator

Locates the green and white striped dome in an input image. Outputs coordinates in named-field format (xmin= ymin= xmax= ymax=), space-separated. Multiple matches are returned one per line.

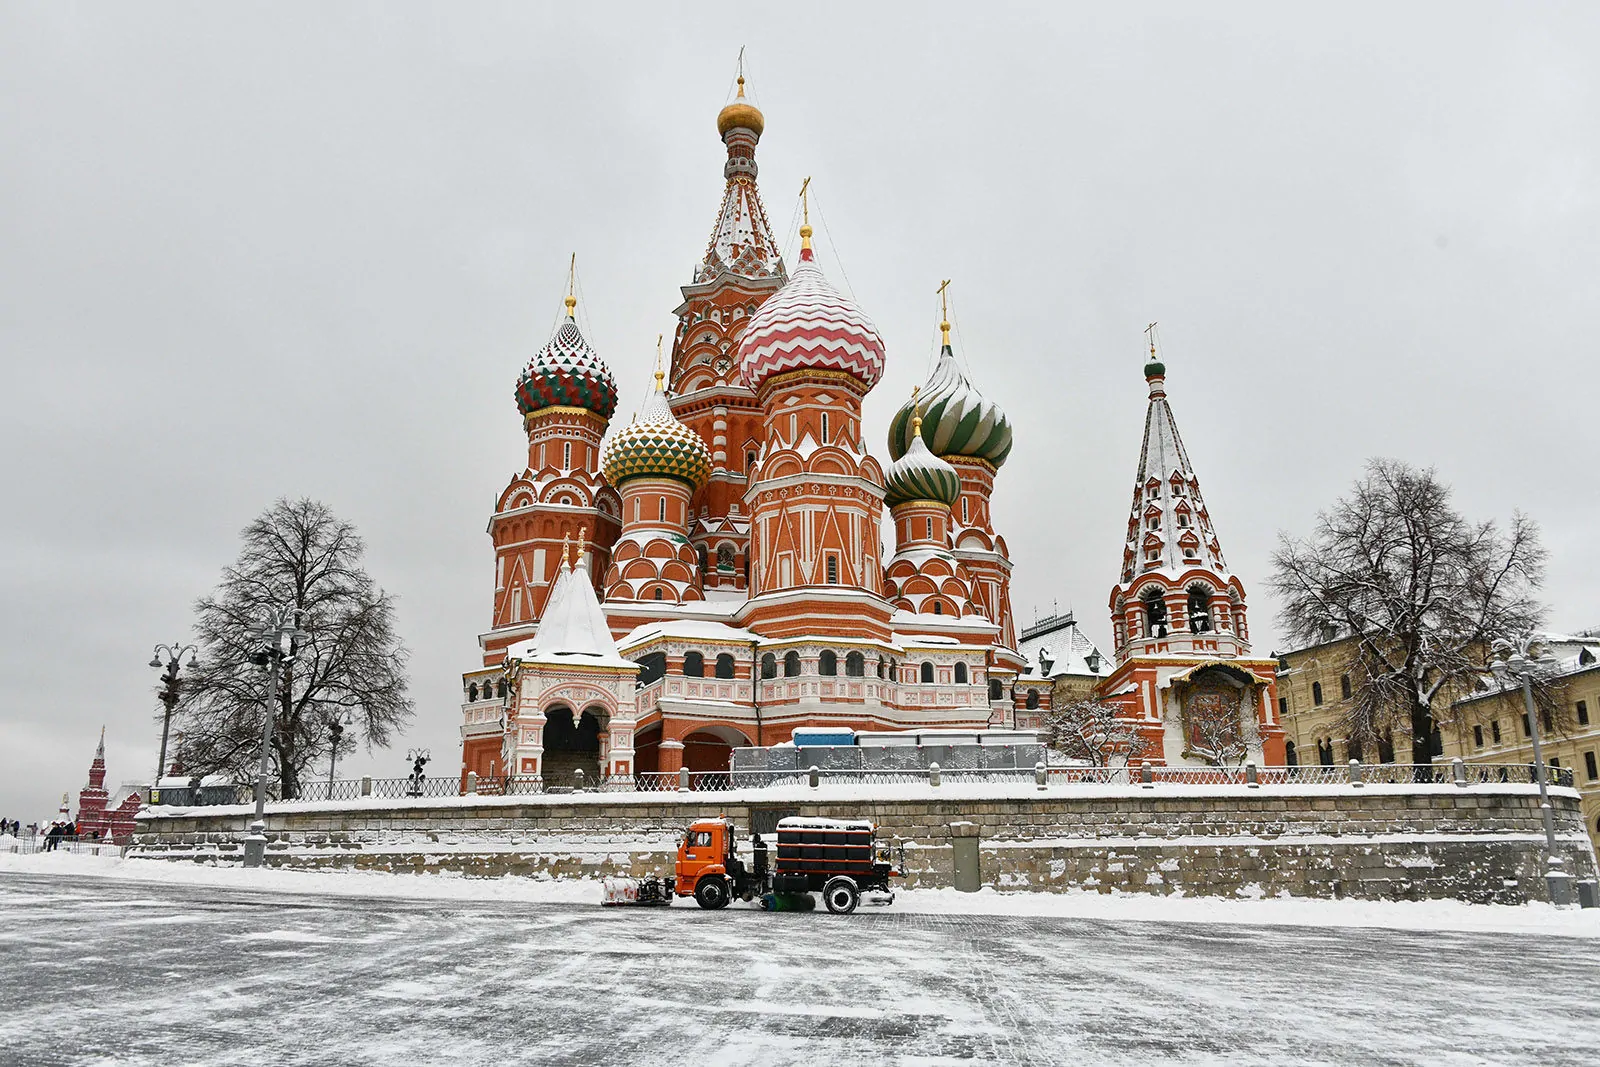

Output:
xmin=884 ymin=431 xmax=961 ymax=508
xmin=887 ymin=345 xmax=1012 ymax=468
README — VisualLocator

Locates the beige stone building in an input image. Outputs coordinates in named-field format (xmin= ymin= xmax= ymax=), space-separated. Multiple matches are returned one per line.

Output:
xmin=1277 ymin=631 xmax=1600 ymax=853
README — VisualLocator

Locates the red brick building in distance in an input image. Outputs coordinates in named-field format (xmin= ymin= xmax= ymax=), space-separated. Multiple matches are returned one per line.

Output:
xmin=458 ymin=77 xmax=1032 ymax=783
xmin=76 ymin=728 xmax=142 ymax=842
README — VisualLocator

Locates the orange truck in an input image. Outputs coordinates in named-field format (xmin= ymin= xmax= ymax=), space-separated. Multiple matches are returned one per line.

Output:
xmin=603 ymin=816 xmax=903 ymax=914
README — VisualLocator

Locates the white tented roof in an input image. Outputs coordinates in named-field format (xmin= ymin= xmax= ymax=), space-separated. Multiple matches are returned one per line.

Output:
xmin=1017 ymin=612 xmax=1107 ymax=681
xmin=510 ymin=560 xmax=636 ymax=670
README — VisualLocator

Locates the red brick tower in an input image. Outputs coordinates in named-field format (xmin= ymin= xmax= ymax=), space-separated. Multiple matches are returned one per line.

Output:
xmin=667 ymin=75 xmax=787 ymax=593
xmin=75 ymin=727 xmax=109 ymax=836
xmin=482 ymin=283 xmax=622 ymax=666
xmin=1098 ymin=339 xmax=1282 ymax=765
xmin=737 ymin=207 xmax=892 ymax=642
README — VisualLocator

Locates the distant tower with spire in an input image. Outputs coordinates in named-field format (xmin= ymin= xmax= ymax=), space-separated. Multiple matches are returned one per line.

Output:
xmin=1100 ymin=332 xmax=1283 ymax=765
xmin=667 ymin=61 xmax=787 ymax=594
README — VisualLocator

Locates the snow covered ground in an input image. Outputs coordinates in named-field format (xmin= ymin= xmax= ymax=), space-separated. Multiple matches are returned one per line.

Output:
xmin=2 ymin=853 xmax=1598 ymax=1065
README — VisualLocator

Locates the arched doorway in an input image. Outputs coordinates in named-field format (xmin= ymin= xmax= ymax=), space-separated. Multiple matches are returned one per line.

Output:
xmin=680 ymin=724 xmax=750 ymax=785
xmin=633 ymin=722 xmax=663 ymax=775
xmin=542 ymin=704 xmax=605 ymax=784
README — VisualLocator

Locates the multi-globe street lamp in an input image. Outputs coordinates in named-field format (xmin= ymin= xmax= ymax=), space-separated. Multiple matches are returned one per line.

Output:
xmin=242 ymin=607 xmax=308 ymax=869
xmin=1490 ymin=635 xmax=1572 ymax=906
xmin=149 ymin=642 xmax=198 ymax=783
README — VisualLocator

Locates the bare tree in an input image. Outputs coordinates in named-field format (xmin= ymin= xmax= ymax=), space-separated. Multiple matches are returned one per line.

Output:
xmin=1039 ymin=698 xmax=1151 ymax=767
xmin=171 ymin=498 xmax=414 ymax=798
xmin=1271 ymin=460 xmax=1545 ymax=769
xmin=1185 ymin=698 xmax=1251 ymax=768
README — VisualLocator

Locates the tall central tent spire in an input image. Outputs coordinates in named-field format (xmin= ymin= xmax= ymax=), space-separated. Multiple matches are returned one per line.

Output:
xmin=700 ymin=64 xmax=783 ymax=282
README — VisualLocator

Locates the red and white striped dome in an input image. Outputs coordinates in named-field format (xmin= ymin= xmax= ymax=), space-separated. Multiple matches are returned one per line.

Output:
xmin=737 ymin=249 xmax=886 ymax=393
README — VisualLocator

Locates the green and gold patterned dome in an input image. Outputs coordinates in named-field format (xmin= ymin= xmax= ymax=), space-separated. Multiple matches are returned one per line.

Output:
xmin=888 ymin=344 xmax=1012 ymax=468
xmin=884 ymin=413 xmax=962 ymax=509
xmin=601 ymin=373 xmax=712 ymax=490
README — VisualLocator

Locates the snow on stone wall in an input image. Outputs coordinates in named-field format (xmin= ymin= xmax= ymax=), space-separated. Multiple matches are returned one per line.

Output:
xmin=129 ymin=785 xmax=1598 ymax=905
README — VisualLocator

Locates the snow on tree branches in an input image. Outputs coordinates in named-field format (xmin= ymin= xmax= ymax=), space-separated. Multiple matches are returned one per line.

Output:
xmin=1271 ymin=459 xmax=1545 ymax=768
xmin=1039 ymin=699 xmax=1151 ymax=767
xmin=170 ymin=498 xmax=414 ymax=798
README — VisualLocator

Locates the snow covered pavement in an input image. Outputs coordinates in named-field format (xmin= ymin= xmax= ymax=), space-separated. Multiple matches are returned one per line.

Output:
xmin=2 ymin=855 xmax=1598 ymax=1065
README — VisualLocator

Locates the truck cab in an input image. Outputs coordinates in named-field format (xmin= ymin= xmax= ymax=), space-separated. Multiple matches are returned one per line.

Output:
xmin=675 ymin=817 xmax=751 ymax=909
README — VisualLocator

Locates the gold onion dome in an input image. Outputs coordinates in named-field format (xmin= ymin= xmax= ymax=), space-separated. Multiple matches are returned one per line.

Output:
xmin=717 ymin=76 xmax=765 ymax=137
xmin=884 ymin=409 xmax=962 ymax=508
xmin=601 ymin=372 xmax=712 ymax=491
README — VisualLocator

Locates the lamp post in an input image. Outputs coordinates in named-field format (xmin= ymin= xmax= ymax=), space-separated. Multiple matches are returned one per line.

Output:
xmin=242 ymin=607 xmax=308 ymax=869
xmin=406 ymin=748 xmax=431 ymax=797
xmin=1491 ymin=636 xmax=1572 ymax=906
xmin=325 ymin=712 xmax=348 ymax=800
xmin=149 ymin=642 xmax=198 ymax=783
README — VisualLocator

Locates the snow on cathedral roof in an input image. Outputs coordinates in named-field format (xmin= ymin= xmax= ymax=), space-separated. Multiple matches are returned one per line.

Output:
xmin=510 ymin=545 xmax=635 ymax=670
xmin=1017 ymin=612 xmax=1106 ymax=680
xmin=700 ymin=176 xmax=784 ymax=282
xmin=1118 ymin=363 xmax=1233 ymax=587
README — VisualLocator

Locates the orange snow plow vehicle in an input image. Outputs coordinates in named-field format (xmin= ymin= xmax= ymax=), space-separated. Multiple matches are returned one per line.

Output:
xmin=603 ymin=816 xmax=904 ymax=915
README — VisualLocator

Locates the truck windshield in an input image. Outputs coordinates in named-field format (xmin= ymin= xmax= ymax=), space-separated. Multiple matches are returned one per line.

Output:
xmin=688 ymin=831 xmax=713 ymax=848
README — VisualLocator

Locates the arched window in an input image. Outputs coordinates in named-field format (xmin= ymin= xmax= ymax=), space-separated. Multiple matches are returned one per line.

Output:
xmin=658 ymin=497 xmax=666 ymax=522
xmin=932 ymin=601 xmax=943 ymax=615
xmin=683 ymin=651 xmax=704 ymax=677
xmin=717 ymin=544 xmax=734 ymax=570
xmin=819 ymin=650 xmax=838 ymax=676
xmin=1285 ymin=739 xmax=1298 ymax=767
xmin=845 ymin=651 xmax=865 ymax=677
xmin=496 ymin=681 xmax=506 ymax=699
xmin=1187 ymin=586 xmax=1212 ymax=632
xmin=954 ymin=662 xmax=968 ymax=684
xmin=784 ymin=651 xmax=801 ymax=677
xmin=714 ymin=653 xmax=735 ymax=679
xmin=990 ymin=679 xmax=1003 ymax=702
xmin=760 ymin=653 xmax=777 ymax=679
xmin=654 ymin=588 xmax=663 ymax=601
xmin=468 ymin=683 xmax=479 ymax=701
xmin=826 ymin=555 xmax=839 ymax=584
xmin=696 ymin=543 xmax=708 ymax=575
xmin=1025 ymin=689 xmax=1040 ymax=710
xmin=920 ymin=662 xmax=935 ymax=683
xmin=877 ymin=657 xmax=886 ymax=679
xmin=1143 ymin=592 xmax=1168 ymax=637
xmin=746 ymin=450 xmax=758 ymax=473
xmin=1312 ymin=681 xmax=1324 ymax=706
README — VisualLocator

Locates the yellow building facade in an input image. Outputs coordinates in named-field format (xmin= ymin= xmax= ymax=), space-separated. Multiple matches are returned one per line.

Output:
xmin=1277 ymin=633 xmax=1600 ymax=854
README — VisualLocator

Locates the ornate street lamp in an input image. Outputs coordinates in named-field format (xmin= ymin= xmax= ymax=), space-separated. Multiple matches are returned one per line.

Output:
xmin=242 ymin=607 xmax=308 ymax=869
xmin=149 ymin=642 xmax=198 ymax=783
xmin=406 ymin=748 xmax=431 ymax=797
xmin=1490 ymin=635 xmax=1572 ymax=906
xmin=324 ymin=711 xmax=351 ymax=800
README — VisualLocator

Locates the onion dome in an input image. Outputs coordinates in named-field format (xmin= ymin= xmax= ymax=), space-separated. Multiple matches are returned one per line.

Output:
xmin=884 ymin=408 xmax=961 ymax=508
xmin=601 ymin=371 xmax=712 ymax=490
xmin=888 ymin=335 xmax=1012 ymax=468
xmin=514 ymin=295 xmax=619 ymax=420
xmin=717 ymin=75 xmax=765 ymax=138
xmin=737 ymin=224 xmax=885 ymax=393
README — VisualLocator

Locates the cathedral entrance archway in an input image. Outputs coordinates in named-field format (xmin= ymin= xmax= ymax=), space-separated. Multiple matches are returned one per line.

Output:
xmin=542 ymin=704 xmax=606 ymax=784
xmin=681 ymin=724 xmax=750 ymax=782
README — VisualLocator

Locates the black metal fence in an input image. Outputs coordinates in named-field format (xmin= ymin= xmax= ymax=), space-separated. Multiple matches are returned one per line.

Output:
xmin=140 ymin=758 xmax=1577 ymax=806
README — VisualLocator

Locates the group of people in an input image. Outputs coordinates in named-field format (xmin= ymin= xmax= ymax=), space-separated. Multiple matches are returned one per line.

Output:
xmin=0 ymin=818 xmax=26 ymax=838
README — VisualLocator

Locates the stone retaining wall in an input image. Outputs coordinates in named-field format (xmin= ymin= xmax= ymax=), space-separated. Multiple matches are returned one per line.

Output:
xmin=130 ymin=783 xmax=1600 ymax=904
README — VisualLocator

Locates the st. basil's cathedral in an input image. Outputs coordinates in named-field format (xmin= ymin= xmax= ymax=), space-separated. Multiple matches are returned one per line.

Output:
xmin=457 ymin=75 xmax=1284 ymax=784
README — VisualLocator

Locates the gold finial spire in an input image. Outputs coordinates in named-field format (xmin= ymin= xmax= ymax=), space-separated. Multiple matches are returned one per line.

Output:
xmin=564 ymin=253 xmax=577 ymax=318
xmin=910 ymin=385 xmax=923 ymax=435
xmin=1145 ymin=321 xmax=1158 ymax=360
xmin=937 ymin=279 xmax=952 ymax=347
xmin=654 ymin=334 xmax=665 ymax=390
xmin=798 ymin=176 xmax=813 ymax=252
xmin=576 ymin=526 xmax=587 ymax=564
xmin=561 ymin=532 xmax=571 ymax=569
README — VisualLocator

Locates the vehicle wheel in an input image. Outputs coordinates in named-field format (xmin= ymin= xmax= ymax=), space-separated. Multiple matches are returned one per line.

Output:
xmin=822 ymin=876 xmax=859 ymax=915
xmin=695 ymin=876 xmax=731 ymax=910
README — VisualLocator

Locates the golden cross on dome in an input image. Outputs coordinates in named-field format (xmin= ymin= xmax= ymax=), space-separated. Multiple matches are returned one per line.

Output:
xmin=798 ymin=176 xmax=813 ymax=252
xmin=937 ymin=279 xmax=952 ymax=346
xmin=576 ymin=526 xmax=587 ymax=564
xmin=564 ymin=253 xmax=577 ymax=318
xmin=1145 ymin=321 xmax=1158 ymax=360
xmin=655 ymin=334 xmax=665 ymax=389
xmin=561 ymin=533 xmax=571 ymax=569
xmin=910 ymin=385 xmax=923 ymax=434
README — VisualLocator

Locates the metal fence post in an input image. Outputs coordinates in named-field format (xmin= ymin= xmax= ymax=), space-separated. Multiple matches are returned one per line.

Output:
xmin=929 ymin=762 xmax=941 ymax=788
xmin=1451 ymin=757 xmax=1467 ymax=788
xmin=1348 ymin=758 xmax=1364 ymax=787
xmin=360 ymin=775 xmax=373 ymax=797
xmin=1246 ymin=762 xmax=1259 ymax=788
xmin=809 ymin=765 xmax=820 ymax=789
xmin=1035 ymin=760 xmax=1047 ymax=790
xmin=465 ymin=771 xmax=478 ymax=795
xmin=677 ymin=766 xmax=690 ymax=792
xmin=574 ymin=768 xmax=585 ymax=792
xmin=1140 ymin=763 xmax=1154 ymax=789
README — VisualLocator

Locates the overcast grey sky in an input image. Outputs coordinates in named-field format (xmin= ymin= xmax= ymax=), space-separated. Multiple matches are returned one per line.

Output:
xmin=3 ymin=3 xmax=1597 ymax=821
